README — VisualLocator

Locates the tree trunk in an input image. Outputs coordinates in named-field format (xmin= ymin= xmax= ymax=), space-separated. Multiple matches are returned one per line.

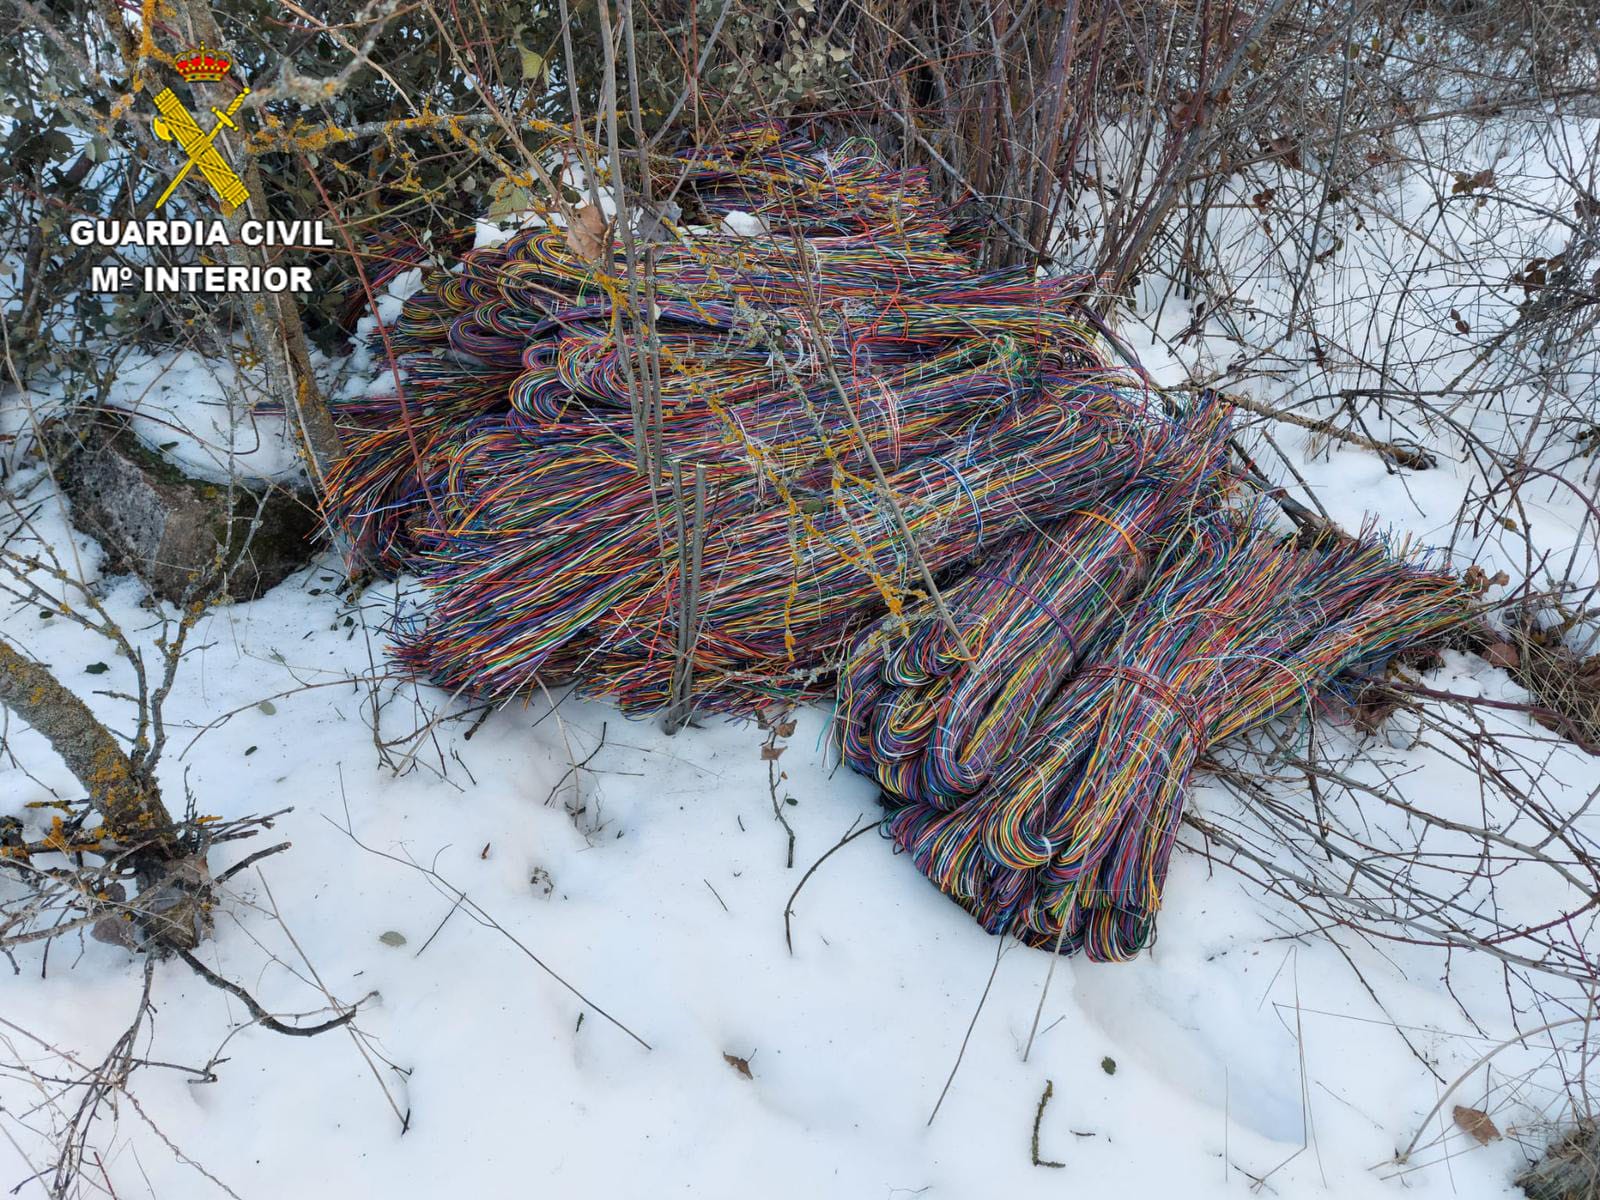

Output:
xmin=0 ymin=640 xmax=173 ymax=841
xmin=0 ymin=639 xmax=210 ymax=948
xmin=168 ymin=0 xmax=346 ymax=490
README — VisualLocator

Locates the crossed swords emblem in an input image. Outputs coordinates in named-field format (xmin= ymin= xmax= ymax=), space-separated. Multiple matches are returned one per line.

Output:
xmin=151 ymin=85 xmax=252 ymax=213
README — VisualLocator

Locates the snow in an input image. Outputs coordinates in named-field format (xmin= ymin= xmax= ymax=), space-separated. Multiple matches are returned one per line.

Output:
xmin=3 ymin=420 xmax=1591 ymax=1200
xmin=719 ymin=210 xmax=770 ymax=238
xmin=12 ymin=347 xmax=309 ymax=486
xmin=0 ymin=555 xmax=1574 ymax=1199
xmin=1100 ymin=110 xmax=1600 ymax=638
xmin=3 ymin=117 xmax=1599 ymax=1200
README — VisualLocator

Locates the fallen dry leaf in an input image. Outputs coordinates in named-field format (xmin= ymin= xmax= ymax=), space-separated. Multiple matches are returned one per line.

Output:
xmin=1451 ymin=168 xmax=1496 ymax=196
xmin=1482 ymin=642 xmax=1520 ymax=670
xmin=1453 ymin=1104 xmax=1501 ymax=1145
xmin=761 ymin=744 xmax=785 ymax=761
xmin=565 ymin=205 xmax=609 ymax=262
xmin=1350 ymin=683 xmax=1401 ymax=734
xmin=1462 ymin=564 xmax=1510 ymax=595
xmin=723 ymin=1052 xmax=753 ymax=1079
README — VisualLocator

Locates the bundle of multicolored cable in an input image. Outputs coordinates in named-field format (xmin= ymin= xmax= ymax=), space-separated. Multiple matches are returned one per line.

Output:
xmin=328 ymin=125 xmax=1468 ymax=959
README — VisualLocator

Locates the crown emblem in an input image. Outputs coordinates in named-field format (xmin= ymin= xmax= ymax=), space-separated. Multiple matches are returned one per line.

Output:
xmin=174 ymin=45 xmax=231 ymax=84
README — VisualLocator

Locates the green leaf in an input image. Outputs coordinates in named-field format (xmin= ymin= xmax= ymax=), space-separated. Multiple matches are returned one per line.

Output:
xmin=1100 ymin=1056 xmax=1117 ymax=1076
xmin=488 ymin=183 xmax=532 ymax=219
xmin=85 ymin=662 xmax=109 ymax=674
xmin=257 ymin=699 xmax=278 ymax=716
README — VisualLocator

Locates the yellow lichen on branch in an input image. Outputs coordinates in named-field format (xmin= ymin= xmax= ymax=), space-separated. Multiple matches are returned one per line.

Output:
xmin=0 ymin=638 xmax=177 ymax=846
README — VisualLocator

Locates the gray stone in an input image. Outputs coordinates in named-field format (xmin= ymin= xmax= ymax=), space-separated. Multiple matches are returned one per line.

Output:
xmin=51 ymin=410 xmax=318 ymax=604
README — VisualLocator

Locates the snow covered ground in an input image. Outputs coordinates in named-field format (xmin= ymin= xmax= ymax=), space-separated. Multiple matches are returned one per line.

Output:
xmin=3 ymin=115 xmax=1598 ymax=1198
xmin=1 ymin=380 xmax=1592 ymax=1200
xmin=4 ymin=533 xmax=1585 ymax=1198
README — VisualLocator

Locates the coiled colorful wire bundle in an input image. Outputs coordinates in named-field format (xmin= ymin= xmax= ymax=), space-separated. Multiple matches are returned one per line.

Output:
xmin=327 ymin=126 xmax=1467 ymax=962
xmin=883 ymin=509 xmax=1466 ymax=960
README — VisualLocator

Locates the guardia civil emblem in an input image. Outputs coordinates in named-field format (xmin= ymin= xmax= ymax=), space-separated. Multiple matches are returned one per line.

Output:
xmin=150 ymin=45 xmax=251 ymax=214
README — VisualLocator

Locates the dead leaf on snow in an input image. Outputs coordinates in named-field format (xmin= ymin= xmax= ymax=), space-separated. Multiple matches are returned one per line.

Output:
xmin=1483 ymin=642 xmax=1520 ymax=669
xmin=724 ymin=1052 xmax=753 ymax=1079
xmin=1453 ymin=1105 xmax=1501 ymax=1145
